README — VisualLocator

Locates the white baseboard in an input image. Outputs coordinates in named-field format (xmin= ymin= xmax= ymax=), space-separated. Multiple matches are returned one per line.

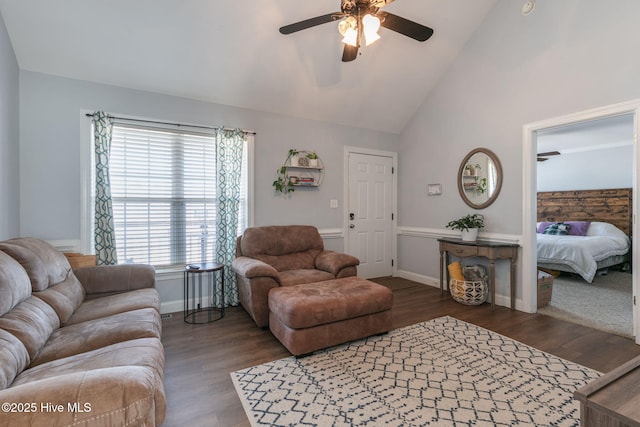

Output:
xmin=395 ymin=269 xmax=439 ymax=288
xmin=160 ymin=300 xmax=183 ymax=315
xmin=159 ymin=275 xmax=529 ymax=315
xmin=318 ymin=228 xmax=343 ymax=239
xmin=395 ymin=269 xmax=527 ymax=312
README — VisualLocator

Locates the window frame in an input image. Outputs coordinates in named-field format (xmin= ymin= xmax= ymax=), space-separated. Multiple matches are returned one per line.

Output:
xmin=80 ymin=110 xmax=254 ymax=274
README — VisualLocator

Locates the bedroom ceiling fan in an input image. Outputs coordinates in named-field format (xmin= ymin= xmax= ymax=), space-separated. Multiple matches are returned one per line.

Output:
xmin=279 ymin=0 xmax=434 ymax=62
xmin=537 ymin=151 xmax=561 ymax=162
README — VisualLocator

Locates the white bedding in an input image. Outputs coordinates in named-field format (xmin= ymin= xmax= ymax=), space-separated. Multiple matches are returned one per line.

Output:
xmin=536 ymin=222 xmax=630 ymax=283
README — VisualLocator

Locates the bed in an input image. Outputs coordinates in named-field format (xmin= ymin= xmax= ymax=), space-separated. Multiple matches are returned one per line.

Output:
xmin=537 ymin=188 xmax=632 ymax=283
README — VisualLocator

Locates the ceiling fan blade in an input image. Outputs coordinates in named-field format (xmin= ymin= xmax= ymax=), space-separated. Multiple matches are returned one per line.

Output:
xmin=279 ymin=13 xmax=341 ymax=35
xmin=537 ymin=151 xmax=561 ymax=157
xmin=342 ymin=44 xmax=359 ymax=62
xmin=377 ymin=11 xmax=434 ymax=42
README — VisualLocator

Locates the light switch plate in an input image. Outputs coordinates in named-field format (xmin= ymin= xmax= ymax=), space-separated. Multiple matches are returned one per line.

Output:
xmin=330 ymin=199 xmax=338 ymax=208
xmin=427 ymin=184 xmax=442 ymax=196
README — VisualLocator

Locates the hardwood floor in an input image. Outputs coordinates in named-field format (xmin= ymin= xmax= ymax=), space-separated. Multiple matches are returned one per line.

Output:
xmin=161 ymin=277 xmax=640 ymax=427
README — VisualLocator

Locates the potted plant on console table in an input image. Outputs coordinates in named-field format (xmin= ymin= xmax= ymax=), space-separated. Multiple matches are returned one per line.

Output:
xmin=446 ymin=214 xmax=485 ymax=242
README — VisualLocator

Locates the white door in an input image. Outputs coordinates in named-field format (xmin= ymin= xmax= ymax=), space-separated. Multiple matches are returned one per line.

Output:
xmin=347 ymin=152 xmax=393 ymax=278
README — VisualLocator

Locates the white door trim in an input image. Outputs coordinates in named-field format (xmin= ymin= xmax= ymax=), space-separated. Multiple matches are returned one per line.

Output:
xmin=344 ymin=146 xmax=398 ymax=276
xmin=522 ymin=99 xmax=640 ymax=343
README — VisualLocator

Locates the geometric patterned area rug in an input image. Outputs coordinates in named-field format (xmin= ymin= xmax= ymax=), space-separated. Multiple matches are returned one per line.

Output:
xmin=231 ymin=316 xmax=601 ymax=426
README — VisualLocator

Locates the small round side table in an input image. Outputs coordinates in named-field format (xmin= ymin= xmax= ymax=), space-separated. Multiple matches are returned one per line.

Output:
xmin=183 ymin=262 xmax=225 ymax=324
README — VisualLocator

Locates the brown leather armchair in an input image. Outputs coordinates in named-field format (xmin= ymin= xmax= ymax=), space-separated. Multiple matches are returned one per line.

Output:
xmin=232 ymin=225 xmax=359 ymax=328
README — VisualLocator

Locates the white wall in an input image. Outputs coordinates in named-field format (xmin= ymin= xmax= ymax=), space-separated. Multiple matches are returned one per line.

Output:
xmin=537 ymin=145 xmax=632 ymax=192
xmin=397 ymin=0 xmax=640 ymax=303
xmin=0 ymin=12 xmax=19 ymax=239
xmin=19 ymin=71 xmax=399 ymax=240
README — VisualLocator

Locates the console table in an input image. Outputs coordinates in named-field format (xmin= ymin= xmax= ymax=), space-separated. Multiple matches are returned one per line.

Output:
xmin=438 ymin=238 xmax=519 ymax=311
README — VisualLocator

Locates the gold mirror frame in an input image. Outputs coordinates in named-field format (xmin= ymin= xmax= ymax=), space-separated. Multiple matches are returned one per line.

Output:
xmin=457 ymin=147 xmax=503 ymax=209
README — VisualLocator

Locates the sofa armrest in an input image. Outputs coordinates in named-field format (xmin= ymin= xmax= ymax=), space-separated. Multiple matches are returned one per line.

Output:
xmin=0 ymin=366 xmax=164 ymax=427
xmin=232 ymin=256 xmax=280 ymax=282
xmin=74 ymin=264 xmax=156 ymax=296
xmin=315 ymin=250 xmax=360 ymax=276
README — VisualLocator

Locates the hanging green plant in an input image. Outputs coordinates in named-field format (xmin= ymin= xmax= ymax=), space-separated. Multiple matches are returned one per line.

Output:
xmin=272 ymin=149 xmax=299 ymax=194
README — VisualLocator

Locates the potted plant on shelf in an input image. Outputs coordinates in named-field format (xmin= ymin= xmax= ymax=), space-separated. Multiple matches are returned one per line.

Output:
xmin=306 ymin=151 xmax=319 ymax=168
xmin=446 ymin=214 xmax=485 ymax=241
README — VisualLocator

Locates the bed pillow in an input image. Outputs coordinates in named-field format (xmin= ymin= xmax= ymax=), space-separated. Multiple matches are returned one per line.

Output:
xmin=536 ymin=222 xmax=554 ymax=233
xmin=587 ymin=222 xmax=629 ymax=241
xmin=537 ymin=221 xmax=591 ymax=236
xmin=565 ymin=221 xmax=591 ymax=236
xmin=542 ymin=222 xmax=571 ymax=235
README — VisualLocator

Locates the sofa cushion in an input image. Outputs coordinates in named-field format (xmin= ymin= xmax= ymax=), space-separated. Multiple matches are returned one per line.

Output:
xmin=32 ymin=274 xmax=85 ymax=325
xmin=0 ymin=365 xmax=165 ymax=427
xmin=0 ymin=296 xmax=60 ymax=363
xmin=11 ymin=339 xmax=166 ymax=424
xmin=0 ymin=329 xmax=30 ymax=390
xmin=31 ymin=307 xmax=161 ymax=367
xmin=0 ymin=251 xmax=32 ymax=316
xmin=65 ymin=288 xmax=160 ymax=325
xmin=240 ymin=225 xmax=324 ymax=271
xmin=13 ymin=337 xmax=164 ymax=387
xmin=279 ymin=269 xmax=335 ymax=287
xmin=74 ymin=264 xmax=157 ymax=297
xmin=0 ymin=237 xmax=72 ymax=292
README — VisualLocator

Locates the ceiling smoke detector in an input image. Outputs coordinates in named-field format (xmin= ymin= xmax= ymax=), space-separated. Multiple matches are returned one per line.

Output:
xmin=521 ymin=1 xmax=536 ymax=16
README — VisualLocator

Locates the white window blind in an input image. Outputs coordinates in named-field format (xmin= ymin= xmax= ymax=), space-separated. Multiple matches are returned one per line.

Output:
xmin=109 ymin=124 xmax=248 ymax=268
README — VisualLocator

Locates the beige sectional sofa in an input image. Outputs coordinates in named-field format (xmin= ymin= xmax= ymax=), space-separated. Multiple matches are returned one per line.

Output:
xmin=0 ymin=237 xmax=165 ymax=426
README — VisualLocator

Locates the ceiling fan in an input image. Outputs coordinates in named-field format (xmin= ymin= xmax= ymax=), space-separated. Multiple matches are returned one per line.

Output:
xmin=279 ymin=0 xmax=434 ymax=62
xmin=537 ymin=151 xmax=561 ymax=162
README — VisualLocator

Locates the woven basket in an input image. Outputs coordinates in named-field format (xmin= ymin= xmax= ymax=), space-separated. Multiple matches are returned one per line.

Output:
xmin=449 ymin=279 xmax=488 ymax=306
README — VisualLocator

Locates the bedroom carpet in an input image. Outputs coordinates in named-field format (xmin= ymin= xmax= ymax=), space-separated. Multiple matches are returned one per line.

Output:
xmin=537 ymin=270 xmax=632 ymax=338
xmin=231 ymin=316 xmax=600 ymax=427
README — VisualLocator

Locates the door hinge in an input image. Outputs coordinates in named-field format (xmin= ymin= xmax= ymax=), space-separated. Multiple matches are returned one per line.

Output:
xmin=392 ymin=166 xmax=395 ymax=174
xmin=391 ymin=259 xmax=394 ymax=267
xmin=392 ymin=213 xmax=394 ymax=220
xmin=635 ymin=296 xmax=637 ymax=306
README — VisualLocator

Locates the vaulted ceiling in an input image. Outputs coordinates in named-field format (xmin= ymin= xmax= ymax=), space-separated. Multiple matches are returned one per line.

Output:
xmin=0 ymin=0 xmax=497 ymax=133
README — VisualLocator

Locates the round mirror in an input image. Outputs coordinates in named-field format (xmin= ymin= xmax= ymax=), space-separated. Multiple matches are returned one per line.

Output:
xmin=457 ymin=148 xmax=503 ymax=209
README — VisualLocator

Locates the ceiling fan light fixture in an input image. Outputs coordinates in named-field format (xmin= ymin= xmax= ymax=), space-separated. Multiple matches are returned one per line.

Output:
xmin=341 ymin=27 xmax=359 ymax=47
xmin=362 ymin=14 xmax=381 ymax=46
xmin=280 ymin=0 xmax=435 ymax=62
xmin=338 ymin=16 xmax=357 ymax=35
xmin=339 ymin=16 xmax=359 ymax=46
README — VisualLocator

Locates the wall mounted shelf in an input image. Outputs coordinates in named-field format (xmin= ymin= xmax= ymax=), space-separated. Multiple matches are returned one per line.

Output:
xmin=273 ymin=150 xmax=324 ymax=194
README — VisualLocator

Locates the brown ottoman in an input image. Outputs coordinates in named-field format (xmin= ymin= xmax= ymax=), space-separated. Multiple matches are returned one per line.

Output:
xmin=268 ymin=276 xmax=393 ymax=356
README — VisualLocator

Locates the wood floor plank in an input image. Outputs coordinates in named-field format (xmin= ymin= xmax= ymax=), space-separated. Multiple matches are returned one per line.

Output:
xmin=161 ymin=277 xmax=640 ymax=426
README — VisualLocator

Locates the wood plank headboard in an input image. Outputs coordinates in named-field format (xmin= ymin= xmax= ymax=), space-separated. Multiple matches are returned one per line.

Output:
xmin=537 ymin=188 xmax=632 ymax=236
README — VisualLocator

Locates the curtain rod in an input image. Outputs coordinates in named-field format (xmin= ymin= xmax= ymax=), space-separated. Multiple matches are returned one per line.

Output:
xmin=85 ymin=113 xmax=256 ymax=135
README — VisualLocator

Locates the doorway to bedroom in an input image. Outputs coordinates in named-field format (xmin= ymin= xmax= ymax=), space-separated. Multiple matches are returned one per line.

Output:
xmin=535 ymin=114 xmax=634 ymax=338
xmin=522 ymin=99 xmax=640 ymax=345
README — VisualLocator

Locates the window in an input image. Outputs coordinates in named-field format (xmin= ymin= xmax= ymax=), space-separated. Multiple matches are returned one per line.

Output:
xmin=87 ymin=119 xmax=251 ymax=270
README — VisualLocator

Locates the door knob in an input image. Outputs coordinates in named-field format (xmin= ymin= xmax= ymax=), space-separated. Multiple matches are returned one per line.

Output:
xmin=349 ymin=213 xmax=355 ymax=220
xmin=349 ymin=224 xmax=355 ymax=229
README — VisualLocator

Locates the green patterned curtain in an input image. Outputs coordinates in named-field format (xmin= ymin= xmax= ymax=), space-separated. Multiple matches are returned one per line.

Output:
xmin=214 ymin=128 xmax=246 ymax=307
xmin=92 ymin=112 xmax=118 ymax=265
